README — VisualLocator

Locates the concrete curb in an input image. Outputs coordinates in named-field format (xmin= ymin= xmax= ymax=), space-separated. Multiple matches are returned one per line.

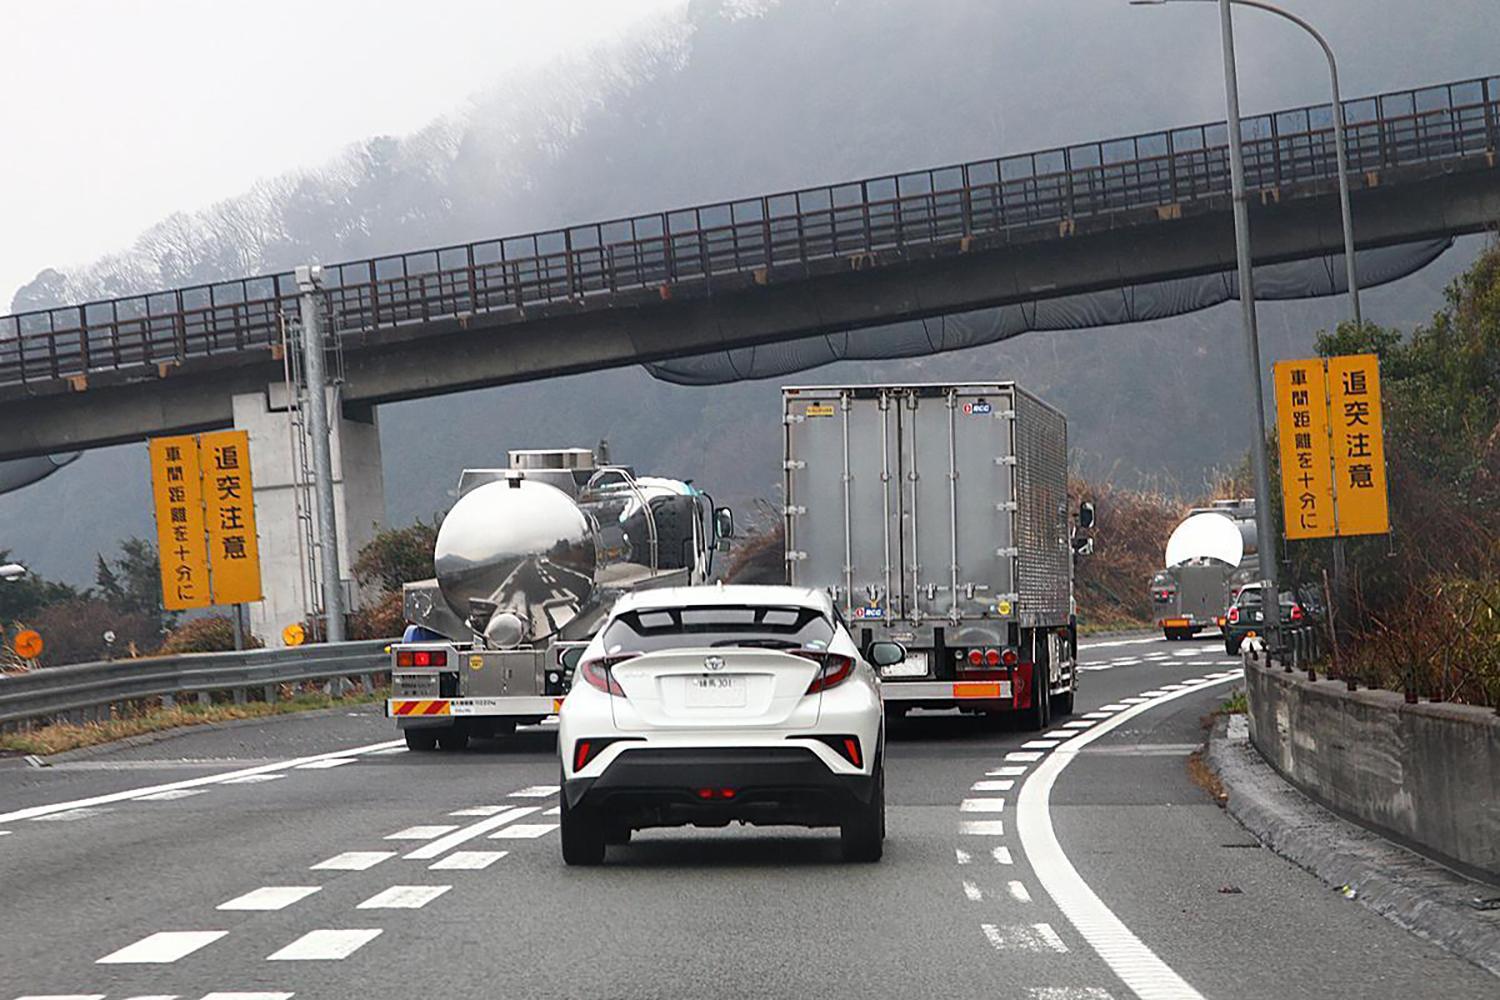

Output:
xmin=1208 ymin=714 xmax=1500 ymax=979
xmin=0 ymin=701 xmax=385 ymax=767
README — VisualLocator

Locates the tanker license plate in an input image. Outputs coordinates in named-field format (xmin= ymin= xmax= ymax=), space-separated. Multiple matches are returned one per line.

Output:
xmin=880 ymin=652 xmax=928 ymax=678
xmin=686 ymin=675 xmax=747 ymax=707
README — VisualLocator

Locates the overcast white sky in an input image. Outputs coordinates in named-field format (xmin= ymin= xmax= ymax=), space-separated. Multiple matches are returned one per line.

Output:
xmin=0 ymin=0 xmax=685 ymax=308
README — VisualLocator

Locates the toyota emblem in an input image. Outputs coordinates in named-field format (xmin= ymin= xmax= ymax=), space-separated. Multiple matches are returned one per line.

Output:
xmin=704 ymin=655 xmax=726 ymax=671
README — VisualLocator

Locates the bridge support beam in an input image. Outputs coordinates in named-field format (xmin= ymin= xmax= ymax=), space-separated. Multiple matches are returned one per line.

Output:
xmin=232 ymin=385 xmax=386 ymax=647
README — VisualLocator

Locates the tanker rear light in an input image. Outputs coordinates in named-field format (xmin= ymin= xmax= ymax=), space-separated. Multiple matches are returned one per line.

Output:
xmin=395 ymin=649 xmax=448 ymax=668
xmin=963 ymin=647 xmax=1019 ymax=669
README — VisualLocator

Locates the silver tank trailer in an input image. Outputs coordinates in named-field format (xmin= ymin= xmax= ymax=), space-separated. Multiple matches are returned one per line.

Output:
xmin=434 ymin=476 xmax=599 ymax=646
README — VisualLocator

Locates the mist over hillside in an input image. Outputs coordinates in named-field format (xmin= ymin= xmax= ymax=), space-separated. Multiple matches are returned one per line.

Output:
xmin=4 ymin=0 xmax=1496 ymax=583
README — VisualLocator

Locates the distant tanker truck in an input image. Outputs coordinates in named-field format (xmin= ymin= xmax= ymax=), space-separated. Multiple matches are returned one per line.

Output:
xmin=388 ymin=448 xmax=733 ymax=751
xmin=1149 ymin=499 xmax=1258 ymax=641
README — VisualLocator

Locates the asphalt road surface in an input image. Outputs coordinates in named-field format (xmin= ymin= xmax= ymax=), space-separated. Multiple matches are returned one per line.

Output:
xmin=2 ymin=634 xmax=1494 ymax=1000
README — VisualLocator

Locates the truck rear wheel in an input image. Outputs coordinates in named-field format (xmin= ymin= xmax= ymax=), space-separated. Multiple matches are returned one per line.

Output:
xmin=1050 ymin=683 xmax=1075 ymax=718
xmin=437 ymin=725 xmax=469 ymax=752
xmin=403 ymin=728 xmax=438 ymax=752
xmin=1021 ymin=671 xmax=1049 ymax=731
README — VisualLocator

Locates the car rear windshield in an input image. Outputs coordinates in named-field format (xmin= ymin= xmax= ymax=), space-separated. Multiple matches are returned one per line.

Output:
xmin=600 ymin=605 xmax=835 ymax=655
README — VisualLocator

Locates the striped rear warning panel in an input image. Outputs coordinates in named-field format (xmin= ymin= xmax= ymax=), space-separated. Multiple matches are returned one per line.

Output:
xmin=389 ymin=699 xmax=451 ymax=717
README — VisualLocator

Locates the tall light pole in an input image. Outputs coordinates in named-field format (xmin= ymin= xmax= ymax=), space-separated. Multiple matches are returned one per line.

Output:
xmin=296 ymin=264 xmax=346 ymax=643
xmin=1131 ymin=0 xmax=1361 ymax=326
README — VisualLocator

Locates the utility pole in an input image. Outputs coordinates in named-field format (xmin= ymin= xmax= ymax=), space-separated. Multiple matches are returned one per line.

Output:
xmin=296 ymin=264 xmax=346 ymax=643
xmin=1216 ymin=0 xmax=1282 ymax=652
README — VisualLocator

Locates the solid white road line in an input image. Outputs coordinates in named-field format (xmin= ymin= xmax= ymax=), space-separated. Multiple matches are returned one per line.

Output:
xmin=980 ymin=923 xmax=1068 ymax=953
xmin=959 ymin=820 xmax=1006 ymax=836
xmin=267 ymin=928 xmax=382 ymax=961
xmin=403 ymin=807 xmax=539 ymax=860
xmin=98 ymin=930 xmax=227 ymax=964
xmin=429 ymin=850 xmax=508 ymax=870
xmin=991 ymin=846 xmax=1014 ymax=864
xmin=222 ymin=774 xmax=284 ymax=784
xmin=488 ymin=823 xmax=558 ymax=839
xmin=1016 ymin=675 xmax=1238 ymax=1000
xmin=218 ymin=886 xmax=321 ymax=911
xmin=1007 ymin=880 xmax=1033 ymax=903
xmin=960 ymin=798 xmax=1005 ymax=813
xmin=385 ymin=825 xmax=459 ymax=840
xmin=28 ymin=808 xmax=110 ymax=822
xmin=962 ymin=880 xmax=984 ymax=901
xmin=136 ymin=789 xmax=207 ymax=801
xmin=971 ymin=779 xmax=1014 ymax=792
xmin=357 ymin=885 xmax=452 ymax=909
xmin=292 ymin=758 xmax=355 ymax=770
xmin=0 ymin=738 xmax=404 ymax=824
xmin=310 ymin=851 xmax=395 ymax=872
xmin=507 ymin=785 xmax=560 ymax=798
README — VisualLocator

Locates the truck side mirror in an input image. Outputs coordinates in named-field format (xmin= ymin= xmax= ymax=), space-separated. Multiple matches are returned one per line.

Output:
xmin=714 ymin=506 xmax=735 ymax=539
xmin=1072 ymin=536 xmax=1095 ymax=556
xmin=1078 ymin=501 xmax=1095 ymax=530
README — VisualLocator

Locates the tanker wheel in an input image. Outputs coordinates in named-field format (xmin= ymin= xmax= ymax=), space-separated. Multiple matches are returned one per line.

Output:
xmin=1050 ymin=683 xmax=1076 ymax=719
xmin=404 ymin=728 xmax=438 ymax=752
xmin=1022 ymin=672 xmax=1049 ymax=731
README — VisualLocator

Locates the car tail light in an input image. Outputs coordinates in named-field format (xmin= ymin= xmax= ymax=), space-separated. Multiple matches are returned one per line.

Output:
xmin=1000 ymin=647 xmax=1019 ymax=667
xmin=572 ymin=736 xmax=641 ymax=771
xmin=1227 ymin=607 xmax=1240 ymax=624
xmin=395 ymin=649 xmax=448 ymax=668
xmin=803 ymin=654 xmax=854 ymax=694
xmin=1290 ymin=604 xmax=1304 ymax=622
xmin=574 ymin=739 xmax=593 ymax=771
xmin=579 ymin=655 xmax=635 ymax=696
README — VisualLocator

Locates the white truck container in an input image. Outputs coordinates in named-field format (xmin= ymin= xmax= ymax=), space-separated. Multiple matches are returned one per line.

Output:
xmin=388 ymin=447 xmax=733 ymax=750
xmin=782 ymin=383 xmax=1088 ymax=730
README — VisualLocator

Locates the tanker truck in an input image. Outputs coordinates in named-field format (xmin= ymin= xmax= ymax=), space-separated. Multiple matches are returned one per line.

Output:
xmin=388 ymin=447 xmax=733 ymax=751
xmin=1149 ymin=499 xmax=1258 ymax=640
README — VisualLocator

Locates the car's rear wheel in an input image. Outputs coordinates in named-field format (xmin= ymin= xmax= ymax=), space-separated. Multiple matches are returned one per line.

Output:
xmin=560 ymin=787 xmax=606 ymax=866
xmin=437 ymin=725 xmax=469 ymax=752
xmin=604 ymin=823 xmax=632 ymax=846
xmin=840 ymin=762 xmax=884 ymax=863
xmin=403 ymin=728 xmax=438 ymax=752
xmin=1225 ymin=636 xmax=1242 ymax=656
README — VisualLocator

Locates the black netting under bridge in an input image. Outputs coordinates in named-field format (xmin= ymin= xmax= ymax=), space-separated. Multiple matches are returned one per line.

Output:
xmin=644 ymin=238 xmax=1452 ymax=385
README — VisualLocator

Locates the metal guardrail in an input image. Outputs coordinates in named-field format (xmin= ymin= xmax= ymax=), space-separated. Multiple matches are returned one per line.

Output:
xmin=0 ymin=639 xmax=392 ymax=728
xmin=0 ymin=74 xmax=1495 ymax=391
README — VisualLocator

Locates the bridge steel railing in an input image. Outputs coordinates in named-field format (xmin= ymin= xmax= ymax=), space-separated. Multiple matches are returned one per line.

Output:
xmin=0 ymin=640 xmax=392 ymax=731
xmin=1 ymin=74 xmax=1496 ymax=391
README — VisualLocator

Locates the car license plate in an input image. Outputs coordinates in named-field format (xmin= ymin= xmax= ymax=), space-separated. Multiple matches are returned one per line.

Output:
xmin=880 ymin=651 xmax=928 ymax=678
xmin=685 ymin=675 xmax=747 ymax=707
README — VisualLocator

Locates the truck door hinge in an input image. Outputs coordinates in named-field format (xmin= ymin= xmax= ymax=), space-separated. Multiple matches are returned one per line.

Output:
xmin=994 ymin=456 xmax=1018 ymax=467
xmin=997 ymin=409 xmax=1016 ymax=420
xmin=785 ymin=551 xmax=808 ymax=562
xmin=995 ymin=547 xmax=1020 ymax=558
xmin=783 ymin=413 xmax=803 ymax=425
xmin=994 ymin=500 xmax=1019 ymax=512
xmin=784 ymin=460 xmax=806 ymax=470
xmin=783 ymin=505 xmax=806 ymax=516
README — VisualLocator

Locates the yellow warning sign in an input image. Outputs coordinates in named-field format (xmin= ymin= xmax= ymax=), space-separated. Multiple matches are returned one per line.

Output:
xmin=149 ymin=432 xmax=262 ymax=609
xmin=1273 ymin=353 xmax=1389 ymax=540
xmin=150 ymin=435 xmax=212 ymax=610
xmin=200 ymin=430 xmax=263 ymax=604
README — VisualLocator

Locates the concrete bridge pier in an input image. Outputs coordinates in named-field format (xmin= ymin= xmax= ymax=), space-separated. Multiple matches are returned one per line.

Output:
xmin=232 ymin=385 xmax=386 ymax=645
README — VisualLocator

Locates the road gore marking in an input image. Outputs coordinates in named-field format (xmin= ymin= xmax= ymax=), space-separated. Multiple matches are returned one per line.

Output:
xmin=1016 ymin=674 xmax=1238 ymax=1000
xmin=0 ymin=738 xmax=405 ymax=824
xmin=403 ymin=807 xmax=539 ymax=860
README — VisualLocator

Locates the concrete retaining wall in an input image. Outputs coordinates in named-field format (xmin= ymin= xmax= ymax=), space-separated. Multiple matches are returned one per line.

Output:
xmin=1245 ymin=661 xmax=1500 ymax=878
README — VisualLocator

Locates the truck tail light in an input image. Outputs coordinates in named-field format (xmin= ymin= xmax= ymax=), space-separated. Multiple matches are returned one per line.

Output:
xmin=1290 ymin=604 xmax=1304 ymax=622
xmin=1000 ymin=647 xmax=1019 ymax=667
xmin=967 ymin=649 xmax=984 ymax=667
xmin=394 ymin=649 xmax=448 ymax=668
xmin=984 ymin=648 xmax=1001 ymax=667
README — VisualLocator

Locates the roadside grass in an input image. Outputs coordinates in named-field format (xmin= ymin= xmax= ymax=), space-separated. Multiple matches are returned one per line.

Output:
xmin=1078 ymin=613 xmax=1155 ymax=636
xmin=0 ymin=687 xmax=388 ymax=756
xmin=1217 ymin=688 xmax=1248 ymax=716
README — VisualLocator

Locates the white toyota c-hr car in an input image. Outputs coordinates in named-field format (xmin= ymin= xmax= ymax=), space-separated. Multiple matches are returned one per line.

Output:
xmin=557 ymin=584 xmax=896 ymax=865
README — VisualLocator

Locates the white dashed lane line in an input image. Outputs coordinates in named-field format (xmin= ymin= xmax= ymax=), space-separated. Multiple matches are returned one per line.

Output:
xmin=356 ymin=885 xmax=452 ymax=909
xmin=97 ymin=930 xmax=228 ymax=964
xmin=960 ymin=819 xmax=1007 ymax=836
xmin=266 ymin=928 xmax=382 ymax=962
xmin=960 ymin=798 xmax=1006 ymax=813
xmin=428 ymin=850 xmax=508 ymax=870
xmin=217 ymin=886 xmax=321 ymax=911
xmin=384 ymin=825 xmax=460 ymax=840
xmin=1007 ymin=879 xmax=1033 ymax=903
xmin=310 ymin=851 xmax=395 ymax=872
xmin=981 ymin=922 xmax=1069 ymax=953
xmin=402 ymin=806 xmax=539 ymax=859
xmin=488 ymin=823 xmax=558 ymax=839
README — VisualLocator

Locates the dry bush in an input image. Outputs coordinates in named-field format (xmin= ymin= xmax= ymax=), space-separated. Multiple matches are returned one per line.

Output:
xmin=349 ymin=590 xmax=406 ymax=641
xmin=160 ymin=615 xmax=264 ymax=654
xmin=1071 ymin=479 xmax=1186 ymax=629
